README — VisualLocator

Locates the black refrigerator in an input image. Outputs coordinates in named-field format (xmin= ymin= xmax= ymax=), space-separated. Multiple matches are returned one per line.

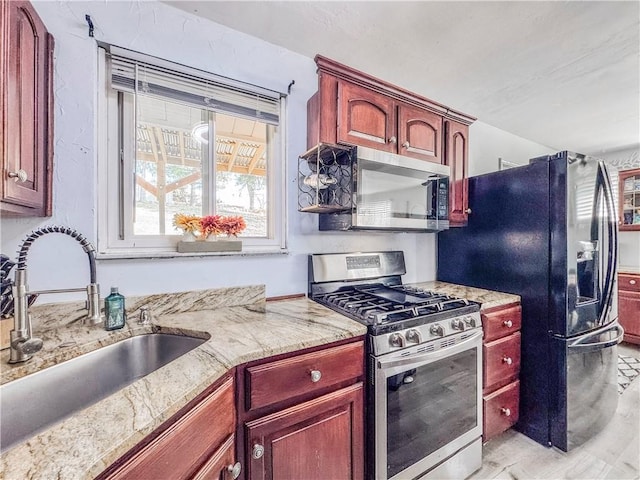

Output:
xmin=438 ymin=151 xmax=623 ymax=451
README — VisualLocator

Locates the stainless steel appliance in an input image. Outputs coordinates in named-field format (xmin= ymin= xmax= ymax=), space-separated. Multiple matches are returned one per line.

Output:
xmin=308 ymin=251 xmax=482 ymax=480
xmin=438 ymin=151 xmax=622 ymax=451
xmin=298 ymin=144 xmax=450 ymax=232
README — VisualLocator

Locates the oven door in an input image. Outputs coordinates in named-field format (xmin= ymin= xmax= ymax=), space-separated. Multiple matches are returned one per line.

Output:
xmin=373 ymin=330 xmax=483 ymax=480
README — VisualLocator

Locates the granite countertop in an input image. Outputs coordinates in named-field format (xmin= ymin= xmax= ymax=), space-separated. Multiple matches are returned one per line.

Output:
xmin=411 ymin=281 xmax=521 ymax=311
xmin=0 ymin=287 xmax=366 ymax=479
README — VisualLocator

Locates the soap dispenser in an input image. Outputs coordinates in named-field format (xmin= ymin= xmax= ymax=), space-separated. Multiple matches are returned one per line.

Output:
xmin=104 ymin=287 xmax=126 ymax=330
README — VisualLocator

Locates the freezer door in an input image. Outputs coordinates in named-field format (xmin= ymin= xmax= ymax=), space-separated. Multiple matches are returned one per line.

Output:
xmin=549 ymin=321 xmax=624 ymax=451
xmin=551 ymin=153 xmax=618 ymax=337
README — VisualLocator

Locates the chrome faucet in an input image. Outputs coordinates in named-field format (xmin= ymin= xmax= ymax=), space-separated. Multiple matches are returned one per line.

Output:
xmin=8 ymin=226 xmax=103 ymax=364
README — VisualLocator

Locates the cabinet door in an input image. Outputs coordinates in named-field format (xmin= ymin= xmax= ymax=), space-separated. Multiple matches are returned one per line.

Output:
xmin=397 ymin=103 xmax=443 ymax=163
xmin=337 ymin=81 xmax=396 ymax=152
xmin=245 ymin=383 xmax=364 ymax=480
xmin=444 ymin=120 xmax=470 ymax=226
xmin=193 ymin=434 xmax=238 ymax=480
xmin=619 ymin=289 xmax=640 ymax=344
xmin=619 ymin=169 xmax=640 ymax=231
xmin=1 ymin=0 xmax=54 ymax=216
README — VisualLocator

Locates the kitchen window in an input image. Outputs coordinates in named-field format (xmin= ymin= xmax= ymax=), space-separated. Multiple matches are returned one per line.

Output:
xmin=97 ymin=46 xmax=286 ymax=256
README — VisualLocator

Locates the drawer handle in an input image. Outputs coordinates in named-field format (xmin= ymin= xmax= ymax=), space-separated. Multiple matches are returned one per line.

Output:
xmin=388 ymin=136 xmax=397 ymax=144
xmin=630 ymin=280 xmax=637 ymax=285
xmin=501 ymin=407 xmax=512 ymax=417
xmin=402 ymin=141 xmax=410 ymax=149
xmin=227 ymin=462 xmax=242 ymax=479
xmin=8 ymin=169 xmax=28 ymax=183
xmin=252 ymin=444 xmax=264 ymax=459
xmin=310 ymin=370 xmax=322 ymax=383
xmin=503 ymin=320 xmax=513 ymax=328
xmin=502 ymin=356 xmax=513 ymax=365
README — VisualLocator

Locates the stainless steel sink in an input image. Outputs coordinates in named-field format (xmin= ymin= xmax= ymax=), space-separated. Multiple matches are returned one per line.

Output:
xmin=0 ymin=333 xmax=207 ymax=452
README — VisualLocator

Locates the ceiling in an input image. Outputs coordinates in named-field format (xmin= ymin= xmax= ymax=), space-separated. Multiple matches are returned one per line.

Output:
xmin=165 ymin=1 xmax=640 ymax=155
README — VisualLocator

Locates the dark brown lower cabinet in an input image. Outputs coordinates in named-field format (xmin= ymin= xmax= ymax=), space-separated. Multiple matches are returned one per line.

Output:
xmin=245 ymin=383 xmax=364 ymax=480
xmin=99 ymin=374 xmax=237 ymax=480
xmin=99 ymin=338 xmax=366 ymax=480
xmin=619 ymin=273 xmax=640 ymax=344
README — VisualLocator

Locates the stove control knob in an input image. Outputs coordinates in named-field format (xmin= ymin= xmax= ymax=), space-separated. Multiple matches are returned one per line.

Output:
xmin=463 ymin=315 xmax=476 ymax=328
xmin=389 ymin=333 xmax=406 ymax=348
xmin=405 ymin=329 xmax=421 ymax=344
xmin=430 ymin=324 xmax=445 ymax=337
xmin=451 ymin=318 xmax=468 ymax=331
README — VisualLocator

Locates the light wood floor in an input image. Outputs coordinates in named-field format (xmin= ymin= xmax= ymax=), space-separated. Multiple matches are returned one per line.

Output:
xmin=469 ymin=342 xmax=640 ymax=480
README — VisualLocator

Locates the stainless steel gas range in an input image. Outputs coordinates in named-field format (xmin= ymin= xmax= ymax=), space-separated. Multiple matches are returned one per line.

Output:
xmin=308 ymin=251 xmax=483 ymax=480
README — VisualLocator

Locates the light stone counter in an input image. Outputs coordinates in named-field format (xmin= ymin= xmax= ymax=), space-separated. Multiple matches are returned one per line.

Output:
xmin=411 ymin=281 xmax=521 ymax=311
xmin=0 ymin=286 xmax=366 ymax=479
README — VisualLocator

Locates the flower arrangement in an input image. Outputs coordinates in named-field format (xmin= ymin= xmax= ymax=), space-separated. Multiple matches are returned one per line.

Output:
xmin=173 ymin=213 xmax=201 ymax=234
xmin=173 ymin=213 xmax=247 ymax=239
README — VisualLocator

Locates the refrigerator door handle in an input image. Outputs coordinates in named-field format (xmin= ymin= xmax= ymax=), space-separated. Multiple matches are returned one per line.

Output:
xmin=595 ymin=161 xmax=618 ymax=326
xmin=568 ymin=323 xmax=624 ymax=353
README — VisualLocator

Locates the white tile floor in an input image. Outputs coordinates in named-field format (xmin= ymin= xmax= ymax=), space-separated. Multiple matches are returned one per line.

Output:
xmin=469 ymin=343 xmax=640 ymax=480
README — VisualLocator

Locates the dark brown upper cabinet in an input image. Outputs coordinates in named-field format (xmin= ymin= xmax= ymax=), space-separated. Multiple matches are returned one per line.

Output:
xmin=1 ymin=0 xmax=54 ymax=217
xmin=306 ymin=55 xmax=474 ymax=225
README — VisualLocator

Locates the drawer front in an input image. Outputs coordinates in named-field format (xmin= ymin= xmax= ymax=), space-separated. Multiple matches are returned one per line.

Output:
xmin=619 ymin=274 xmax=640 ymax=293
xmin=246 ymin=341 xmax=364 ymax=412
xmin=483 ymin=380 xmax=519 ymax=442
xmin=483 ymin=332 xmax=521 ymax=390
xmin=482 ymin=305 xmax=522 ymax=342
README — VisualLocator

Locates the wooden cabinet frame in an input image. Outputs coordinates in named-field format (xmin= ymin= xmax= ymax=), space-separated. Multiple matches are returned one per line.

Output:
xmin=306 ymin=55 xmax=475 ymax=226
xmin=1 ymin=0 xmax=54 ymax=217
xmin=619 ymin=273 xmax=640 ymax=344
xmin=619 ymin=168 xmax=640 ymax=231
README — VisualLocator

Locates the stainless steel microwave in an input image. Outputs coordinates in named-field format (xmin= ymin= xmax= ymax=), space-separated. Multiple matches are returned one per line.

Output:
xmin=318 ymin=146 xmax=450 ymax=232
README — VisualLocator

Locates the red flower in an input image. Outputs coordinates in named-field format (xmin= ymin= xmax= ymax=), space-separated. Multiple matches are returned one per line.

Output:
xmin=221 ymin=216 xmax=247 ymax=237
xmin=200 ymin=215 xmax=224 ymax=237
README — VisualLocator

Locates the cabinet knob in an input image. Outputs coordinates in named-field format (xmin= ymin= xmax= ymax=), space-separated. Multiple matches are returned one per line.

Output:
xmin=8 ymin=169 xmax=28 ymax=183
xmin=227 ymin=462 xmax=242 ymax=479
xmin=501 ymin=407 xmax=512 ymax=417
xmin=502 ymin=320 xmax=513 ymax=328
xmin=388 ymin=136 xmax=397 ymax=144
xmin=630 ymin=280 xmax=637 ymax=285
xmin=252 ymin=443 xmax=264 ymax=459
xmin=465 ymin=208 xmax=472 ymax=214
xmin=310 ymin=370 xmax=322 ymax=383
xmin=402 ymin=141 xmax=410 ymax=149
xmin=502 ymin=356 xmax=513 ymax=365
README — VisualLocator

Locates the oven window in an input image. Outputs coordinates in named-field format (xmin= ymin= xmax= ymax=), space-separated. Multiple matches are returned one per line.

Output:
xmin=386 ymin=348 xmax=478 ymax=478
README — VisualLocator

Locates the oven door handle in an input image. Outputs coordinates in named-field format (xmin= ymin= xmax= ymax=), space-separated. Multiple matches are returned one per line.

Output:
xmin=376 ymin=330 xmax=483 ymax=370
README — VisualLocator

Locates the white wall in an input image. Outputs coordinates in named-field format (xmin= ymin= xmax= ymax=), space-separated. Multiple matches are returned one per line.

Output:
xmin=0 ymin=1 xmax=556 ymax=303
xmin=0 ymin=1 xmax=436 ymax=301
xmin=469 ymin=121 xmax=555 ymax=176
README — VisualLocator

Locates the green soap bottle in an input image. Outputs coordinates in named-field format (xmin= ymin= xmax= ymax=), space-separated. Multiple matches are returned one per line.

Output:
xmin=104 ymin=287 xmax=126 ymax=330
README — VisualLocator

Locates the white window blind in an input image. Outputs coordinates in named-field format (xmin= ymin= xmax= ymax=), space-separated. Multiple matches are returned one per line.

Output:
xmin=107 ymin=46 xmax=281 ymax=124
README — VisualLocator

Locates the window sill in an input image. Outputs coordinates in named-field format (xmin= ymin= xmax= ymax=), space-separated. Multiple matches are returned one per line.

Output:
xmin=96 ymin=246 xmax=289 ymax=260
